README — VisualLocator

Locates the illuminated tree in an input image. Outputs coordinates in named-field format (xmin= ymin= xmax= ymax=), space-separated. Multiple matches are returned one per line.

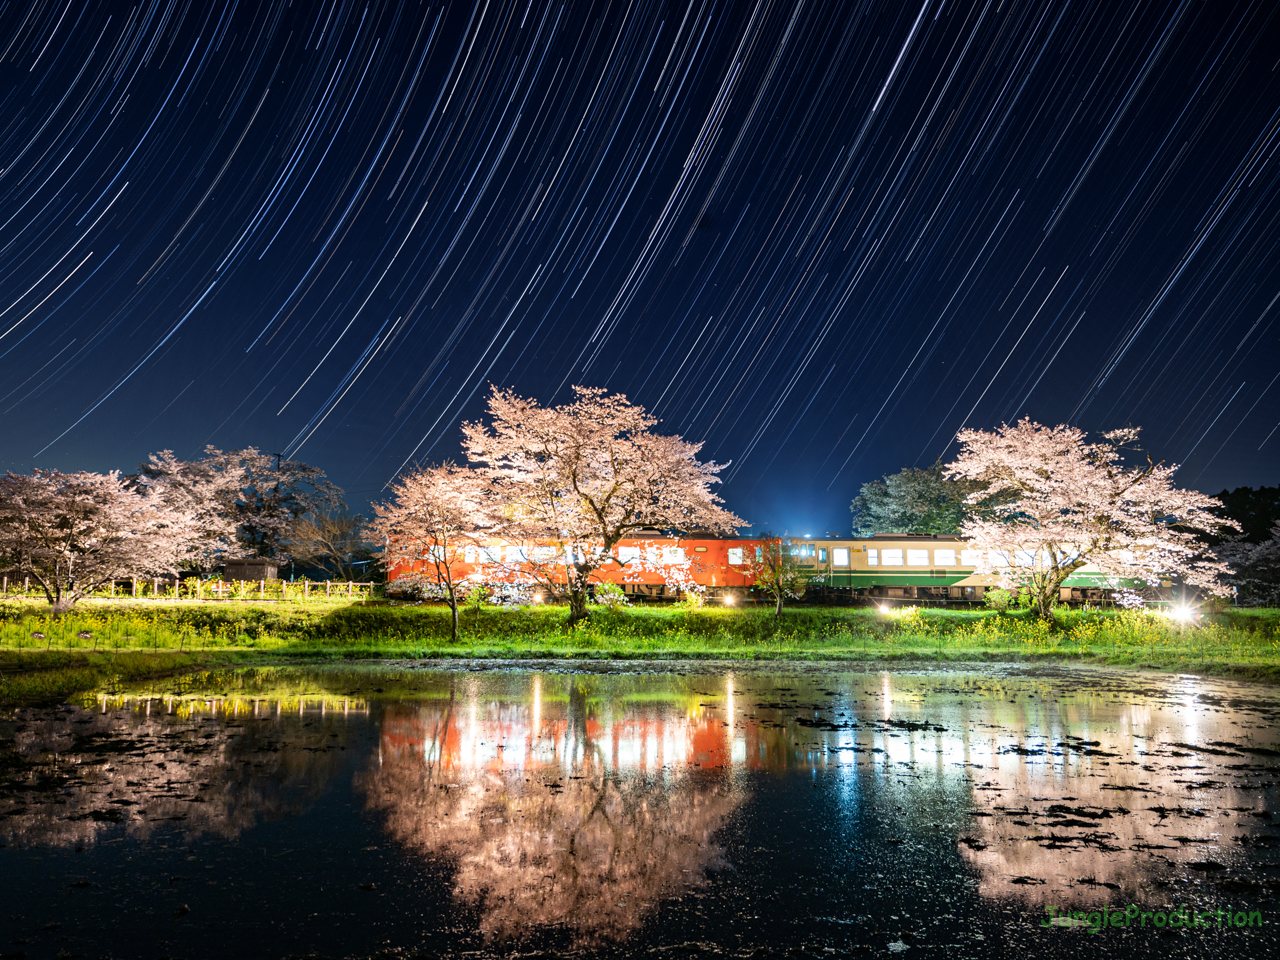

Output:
xmin=134 ymin=449 xmax=242 ymax=572
xmin=0 ymin=470 xmax=181 ymax=614
xmin=743 ymin=535 xmax=815 ymax=616
xmin=946 ymin=421 xmax=1234 ymax=617
xmin=138 ymin=446 xmax=343 ymax=563
xmin=462 ymin=386 xmax=742 ymax=624
xmin=368 ymin=463 xmax=496 ymax=641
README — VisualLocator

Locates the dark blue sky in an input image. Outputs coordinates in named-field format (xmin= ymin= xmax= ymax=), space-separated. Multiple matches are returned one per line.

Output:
xmin=2 ymin=0 xmax=1278 ymax=534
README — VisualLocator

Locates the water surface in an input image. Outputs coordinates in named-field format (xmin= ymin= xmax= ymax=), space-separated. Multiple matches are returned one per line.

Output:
xmin=1 ymin=661 xmax=1278 ymax=958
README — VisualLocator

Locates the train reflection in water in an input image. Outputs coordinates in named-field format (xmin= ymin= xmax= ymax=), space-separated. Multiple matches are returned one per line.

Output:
xmin=360 ymin=668 xmax=1277 ymax=944
xmin=3 ymin=667 xmax=1274 ymax=952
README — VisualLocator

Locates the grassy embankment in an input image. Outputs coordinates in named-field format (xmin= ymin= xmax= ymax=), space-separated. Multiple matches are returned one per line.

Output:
xmin=1 ymin=598 xmax=1278 ymax=703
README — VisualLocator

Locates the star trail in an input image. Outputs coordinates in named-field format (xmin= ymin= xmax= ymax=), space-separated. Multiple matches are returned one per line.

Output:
xmin=2 ymin=0 xmax=1278 ymax=528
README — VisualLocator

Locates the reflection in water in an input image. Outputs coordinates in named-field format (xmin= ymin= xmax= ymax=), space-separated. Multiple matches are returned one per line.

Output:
xmin=357 ymin=669 xmax=1280 ymax=941
xmin=0 ymin=690 xmax=363 ymax=849
xmin=0 ymin=664 xmax=1277 ymax=956
xmin=942 ymin=673 xmax=1280 ymax=902
xmin=360 ymin=678 xmax=746 ymax=942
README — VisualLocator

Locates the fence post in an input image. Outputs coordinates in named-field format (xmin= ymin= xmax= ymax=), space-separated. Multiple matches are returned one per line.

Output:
xmin=153 ymin=578 xmax=158 ymax=598
xmin=131 ymin=578 xmax=137 ymax=598
xmin=304 ymin=579 xmax=309 ymax=600
xmin=326 ymin=581 xmax=331 ymax=599
xmin=348 ymin=581 xmax=353 ymax=598
xmin=2 ymin=576 xmax=5 ymax=593
xmin=260 ymin=580 xmax=265 ymax=600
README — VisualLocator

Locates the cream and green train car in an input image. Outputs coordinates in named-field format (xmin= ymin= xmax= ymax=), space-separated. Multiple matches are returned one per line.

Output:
xmin=786 ymin=534 xmax=1157 ymax=605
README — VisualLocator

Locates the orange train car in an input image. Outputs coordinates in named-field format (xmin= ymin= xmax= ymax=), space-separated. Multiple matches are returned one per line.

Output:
xmin=386 ymin=533 xmax=762 ymax=601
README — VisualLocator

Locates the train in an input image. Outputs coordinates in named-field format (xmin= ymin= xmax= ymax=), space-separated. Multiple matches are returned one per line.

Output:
xmin=386 ymin=531 xmax=1146 ymax=606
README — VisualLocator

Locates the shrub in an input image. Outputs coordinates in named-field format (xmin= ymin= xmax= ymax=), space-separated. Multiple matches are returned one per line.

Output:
xmin=984 ymin=588 xmax=1014 ymax=612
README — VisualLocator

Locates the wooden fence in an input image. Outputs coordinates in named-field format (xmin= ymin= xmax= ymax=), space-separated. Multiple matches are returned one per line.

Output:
xmin=0 ymin=575 xmax=379 ymax=603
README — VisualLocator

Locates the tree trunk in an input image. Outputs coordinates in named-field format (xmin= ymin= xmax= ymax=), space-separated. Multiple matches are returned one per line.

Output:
xmin=565 ymin=563 xmax=595 ymax=626
xmin=567 ymin=584 xmax=591 ymax=625
xmin=774 ymin=593 xmax=784 ymax=617
xmin=1034 ymin=564 xmax=1079 ymax=619
xmin=52 ymin=596 xmax=76 ymax=617
xmin=448 ymin=599 xmax=459 ymax=643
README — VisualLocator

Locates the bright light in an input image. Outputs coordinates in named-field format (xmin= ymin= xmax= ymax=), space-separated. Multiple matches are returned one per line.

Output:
xmin=879 ymin=604 xmax=890 ymax=614
xmin=533 ymin=593 xmax=543 ymax=603
xmin=724 ymin=595 xmax=735 ymax=605
xmin=1171 ymin=606 xmax=1197 ymax=623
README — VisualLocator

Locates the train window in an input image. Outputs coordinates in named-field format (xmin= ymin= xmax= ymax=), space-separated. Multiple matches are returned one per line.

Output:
xmin=882 ymin=549 xmax=903 ymax=566
xmin=906 ymin=549 xmax=929 ymax=566
xmin=934 ymin=548 xmax=955 ymax=566
xmin=663 ymin=546 xmax=685 ymax=563
xmin=832 ymin=548 xmax=849 ymax=566
xmin=464 ymin=545 xmax=477 ymax=563
xmin=755 ymin=546 xmax=763 ymax=560
xmin=505 ymin=546 xmax=528 ymax=563
xmin=960 ymin=548 xmax=981 ymax=566
xmin=1014 ymin=549 xmax=1035 ymax=567
xmin=728 ymin=547 xmax=744 ymax=565
xmin=533 ymin=546 xmax=556 ymax=561
xmin=867 ymin=549 xmax=879 ymax=566
xmin=618 ymin=546 xmax=640 ymax=564
xmin=819 ymin=548 xmax=827 ymax=562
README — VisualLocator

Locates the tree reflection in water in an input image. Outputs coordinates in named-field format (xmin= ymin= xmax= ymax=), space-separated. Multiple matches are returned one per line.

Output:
xmin=359 ymin=678 xmax=744 ymax=944
xmin=0 ymin=693 xmax=361 ymax=849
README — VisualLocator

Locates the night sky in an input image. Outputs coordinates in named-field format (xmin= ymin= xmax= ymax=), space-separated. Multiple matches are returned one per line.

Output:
xmin=2 ymin=0 xmax=1279 ymax=534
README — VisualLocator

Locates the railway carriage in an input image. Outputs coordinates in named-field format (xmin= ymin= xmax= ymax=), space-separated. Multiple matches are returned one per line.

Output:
xmin=387 ymin=530 xmax=1157 ymax=606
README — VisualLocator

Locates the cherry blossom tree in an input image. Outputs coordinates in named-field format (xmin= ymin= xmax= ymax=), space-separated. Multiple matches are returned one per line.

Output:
xmin=741 ymin=536 xmax=816 ymax=616
xmin=134 ymin=449 xmax=242 ymax=572
xmin=461 ymin=386 xmax=743 ymax=624
xmin=945 ymin=421 xmax=1235 ymax=617
xmin=368 ymin=463 xmax=496 ymax=641
xmin=0 ymin=470 xmax=182 ymax=614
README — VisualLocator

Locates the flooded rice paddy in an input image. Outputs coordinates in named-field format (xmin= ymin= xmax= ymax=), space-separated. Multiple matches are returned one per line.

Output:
xmin=1 ymin=661 xmax=1278 ymax=959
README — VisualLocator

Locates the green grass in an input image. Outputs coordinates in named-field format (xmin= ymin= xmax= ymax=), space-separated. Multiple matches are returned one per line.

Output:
xmin=0 ymin=649 xmax=255 ymax=705
xmin=1 ymin=598 xmax=1278 ymax=705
